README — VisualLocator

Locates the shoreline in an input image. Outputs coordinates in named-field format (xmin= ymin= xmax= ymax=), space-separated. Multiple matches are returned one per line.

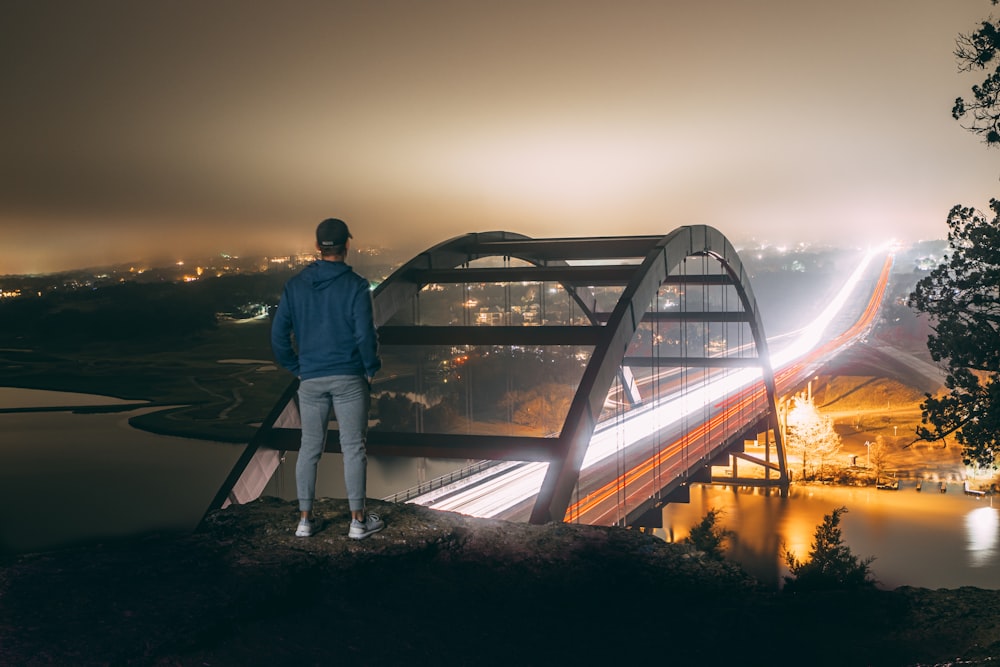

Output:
xmin=0 ymin=403 xmax=153 ymax=414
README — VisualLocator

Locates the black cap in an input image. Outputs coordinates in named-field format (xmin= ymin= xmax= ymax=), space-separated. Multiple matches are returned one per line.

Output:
xmin=316 ymin=218 xmax=352 ymax=248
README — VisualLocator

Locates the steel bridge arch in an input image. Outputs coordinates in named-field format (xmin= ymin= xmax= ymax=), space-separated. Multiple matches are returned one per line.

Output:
xmin=372 ymin=230 xmax=604 ymax=328
xmin=206 ymin=225 xmax=786 ymax=526
xmin=529 ymin=225 xmax=786 ymax=523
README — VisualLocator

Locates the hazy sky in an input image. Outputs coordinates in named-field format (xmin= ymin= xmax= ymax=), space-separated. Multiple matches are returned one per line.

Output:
xmin=2 ymin=1 xmax=997 ymax=274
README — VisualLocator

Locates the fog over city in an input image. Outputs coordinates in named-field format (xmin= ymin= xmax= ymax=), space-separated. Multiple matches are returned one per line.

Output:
xmin=1 ymin=1 xmax=996 ymax=275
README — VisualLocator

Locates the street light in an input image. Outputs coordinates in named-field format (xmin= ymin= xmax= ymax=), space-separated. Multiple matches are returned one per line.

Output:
xmin=865 ymin=440 xmax=871 ymax=468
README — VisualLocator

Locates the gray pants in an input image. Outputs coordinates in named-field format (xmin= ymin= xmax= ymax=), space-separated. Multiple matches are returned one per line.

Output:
xmin=296 ymin=375 xmax=370 ymax=513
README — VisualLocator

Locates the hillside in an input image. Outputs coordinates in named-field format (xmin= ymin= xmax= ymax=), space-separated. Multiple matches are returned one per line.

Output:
xmin=2 ymin=497 xmax=999 ymax=666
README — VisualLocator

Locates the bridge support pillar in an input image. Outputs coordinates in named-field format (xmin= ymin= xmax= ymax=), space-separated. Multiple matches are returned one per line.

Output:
xmin=630 ymin=504 xmax=664 ymax=529
xmin=666 ymin=483 xmax=692 ymax=504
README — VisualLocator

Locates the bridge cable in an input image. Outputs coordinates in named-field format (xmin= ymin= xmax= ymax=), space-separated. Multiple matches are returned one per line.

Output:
xmin=540 ymin=277 xmax=546 ymax=325
xmin=614 ymin=372 xmax=624 ymax=526
xmin=413 ymin=280 xmax=421 ymax=324
xmin=415 ymin=282 xmax=424 ymax=433
xmin=702 ymin=255 xmax=710 ymax=470
xmin=463 ymin=265 xmax=472 ymax=434
xmin=504 ymin=256 xmax=513 ymax=436
xmin=655 ymin=279 xmax=666 ymax=496
xmin=680 ymin=257 xmax=690 ymax=477
xmin=722 ymin=261 xmax=730 ymax=449
xmin=652 ymin=281 xmax=661 ymax=499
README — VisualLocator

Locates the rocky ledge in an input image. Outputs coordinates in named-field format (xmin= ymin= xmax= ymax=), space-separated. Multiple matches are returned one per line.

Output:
xmin=1 ymin=497 xmax=999 ymax=666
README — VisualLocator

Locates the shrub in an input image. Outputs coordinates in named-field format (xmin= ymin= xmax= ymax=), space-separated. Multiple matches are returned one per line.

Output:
xmin=783 ymin=506 xmax=876 ymax=592
xmin=682 ymin=508 xmax=732 ymax=560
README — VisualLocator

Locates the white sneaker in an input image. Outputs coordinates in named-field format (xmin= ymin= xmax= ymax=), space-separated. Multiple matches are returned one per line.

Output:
xmin=295 ymin=518 xmax=312 ymax=537
xmin=348 ymin=513 xmax=384 ymax=540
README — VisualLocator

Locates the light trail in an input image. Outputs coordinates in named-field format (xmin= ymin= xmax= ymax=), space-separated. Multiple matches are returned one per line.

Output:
xmin=566 ymin=250 xmax=894 ymax=525
xmin=411 ymin=247 xmax=891 ymax=521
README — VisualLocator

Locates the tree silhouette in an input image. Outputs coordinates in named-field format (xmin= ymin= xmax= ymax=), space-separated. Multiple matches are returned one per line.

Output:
xmin=907 ymin=1 xmax=1000 ymax=468
xmin=501 ymin=383 xmax=574 ymax=433
xmin=784 ymin=395 xmax=842 ymax=479
xmin=909 ymin=202 xmax=1000 ymax=468
xmin=783 ymin=507 xmax=876 ymax=593
xmin=868 ymin=435 xmax=891 ymax=479
xmin=681 ymin=508 xmax=732 ymax=560
xmin=953 ymin=1 xmax=1000 ymax=145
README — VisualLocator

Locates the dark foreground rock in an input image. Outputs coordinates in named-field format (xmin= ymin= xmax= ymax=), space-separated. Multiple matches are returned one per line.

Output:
xmin=1 ymin=497 xmax=999 ymax=666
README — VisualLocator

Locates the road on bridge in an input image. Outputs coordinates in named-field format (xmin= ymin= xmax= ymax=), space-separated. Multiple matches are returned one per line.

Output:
xmin=410 ymin=249 xmax=894 ymax=526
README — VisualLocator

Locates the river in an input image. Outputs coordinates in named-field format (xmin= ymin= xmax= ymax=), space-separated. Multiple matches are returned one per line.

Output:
xmin=0 ymin=388 xmax=466 ymax=554
xmin=656 ymin=482 xmax=1000 ymax=590
xmin=2 ymin=388 xmax=998 ymax=592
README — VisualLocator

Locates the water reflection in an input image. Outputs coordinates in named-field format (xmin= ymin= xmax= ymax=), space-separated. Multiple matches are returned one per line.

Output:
xmin=0 ymin=386 xmax=139 ymax=409
xmin=657 ymin=483 xmax=1000 ymax=590
xmin=0 ymin=386 xmax=468 ymax=555
xmin=0 ymin=407 xmax=240 ymax=554
xmin=965 ymin=505 xmax=999 ymax=568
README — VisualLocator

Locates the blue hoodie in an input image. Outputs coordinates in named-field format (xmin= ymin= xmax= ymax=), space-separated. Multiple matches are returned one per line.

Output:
xmin=270 ymin=260 xmax=381 ymax=380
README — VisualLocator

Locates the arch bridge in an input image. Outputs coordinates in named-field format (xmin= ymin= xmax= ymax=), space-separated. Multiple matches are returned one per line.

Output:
xmin=209 ymin=226 xmax=789 ymax=527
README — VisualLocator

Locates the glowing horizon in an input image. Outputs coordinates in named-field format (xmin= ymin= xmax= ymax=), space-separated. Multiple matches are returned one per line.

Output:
xmin=0 ymin=3 xmax=993 ymax=275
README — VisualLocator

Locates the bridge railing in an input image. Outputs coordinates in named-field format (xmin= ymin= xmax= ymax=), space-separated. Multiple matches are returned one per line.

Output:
xmin=383 ymin=459 xmax=505 ymax=503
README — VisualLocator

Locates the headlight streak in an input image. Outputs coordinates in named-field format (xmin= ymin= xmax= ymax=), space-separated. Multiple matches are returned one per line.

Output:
xmin=412 ymin=247 xmax=887 ymax=520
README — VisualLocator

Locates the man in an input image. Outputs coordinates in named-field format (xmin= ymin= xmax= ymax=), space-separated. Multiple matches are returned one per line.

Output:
xmin=271 ymin=217 xmax=384 ymax=539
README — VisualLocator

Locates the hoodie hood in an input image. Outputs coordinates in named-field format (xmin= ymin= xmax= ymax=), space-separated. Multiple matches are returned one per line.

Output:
xmin=271 ymin=258 xmax=382 ymax=380
xmin=306 ymin=260 xmax=352 ymax=290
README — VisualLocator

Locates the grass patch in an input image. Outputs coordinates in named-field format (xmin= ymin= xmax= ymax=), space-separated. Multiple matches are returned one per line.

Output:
xmin=816 ymin=376 xmax=926 ymax=412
